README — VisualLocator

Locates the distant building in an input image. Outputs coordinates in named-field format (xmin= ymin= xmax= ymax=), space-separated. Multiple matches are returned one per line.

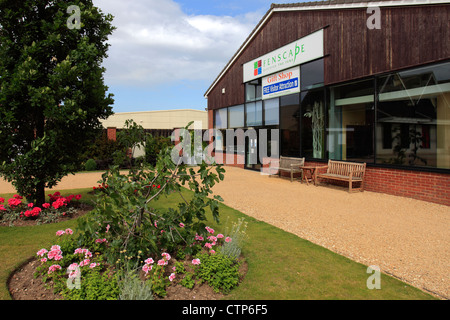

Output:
xmin=101 ymin=108 xmax=208 ymax=139
xmin=100 ymin=109 xmax=208 ymax=158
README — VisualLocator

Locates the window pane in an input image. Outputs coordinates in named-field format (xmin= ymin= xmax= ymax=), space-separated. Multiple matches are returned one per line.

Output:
xmin=301 ymin=90 xmax=325 ymax=159
xmin=246 ymin=101 xmax=263 ymax=127
xmin=214 ymin=108 xmax=227 ymax=129
xmin=228 ymin=104 xmax=244 ymax=128
xmin=329 ymin=80 xmax=374 ymax=162
xmin=376 ymin=62 xmax=450 ymax=169
xmin=264 ymin=98 xmax=279 ymax=125
xmin=301 ymin=59 xmax=324 ymax=91
xmin=280 ymin=93 xmax=300 ymax=156
xmin=245 ymin=79 xmax=262 ymax=102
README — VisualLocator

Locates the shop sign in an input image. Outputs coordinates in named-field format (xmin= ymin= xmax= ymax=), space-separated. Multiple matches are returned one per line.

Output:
xmin=243 ymin=29 xmax=323 ymax=83
xmin=262 ymin=67 xmax=300 ymax=100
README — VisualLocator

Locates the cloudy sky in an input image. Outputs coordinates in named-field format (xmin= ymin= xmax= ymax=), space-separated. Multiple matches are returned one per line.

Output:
xmin=92 ymin=0 xmax=308 ymax=113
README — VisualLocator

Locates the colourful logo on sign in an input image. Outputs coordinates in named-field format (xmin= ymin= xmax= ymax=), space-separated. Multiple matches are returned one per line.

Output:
xmin=253 ymin=60 xmax=262 ymax=76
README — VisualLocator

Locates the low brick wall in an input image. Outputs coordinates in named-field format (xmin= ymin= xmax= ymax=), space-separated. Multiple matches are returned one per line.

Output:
xmin=260 ymin=156 xmax=450 ymax=206
xmin=363 ymin=167 xmax=450 ymax=206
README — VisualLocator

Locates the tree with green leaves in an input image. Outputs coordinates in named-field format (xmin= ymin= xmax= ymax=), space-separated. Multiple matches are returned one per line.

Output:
xmin=0 ymin=0 xmax=115 ymax=205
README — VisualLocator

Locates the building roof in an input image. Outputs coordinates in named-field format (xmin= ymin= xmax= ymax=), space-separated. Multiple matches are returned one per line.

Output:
xmin=204 ymin=0 xmax=450 ymax=98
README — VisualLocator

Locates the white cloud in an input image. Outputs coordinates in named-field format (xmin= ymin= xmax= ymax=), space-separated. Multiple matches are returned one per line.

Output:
xmin=93 ymin=0 xmax=260 ymax=87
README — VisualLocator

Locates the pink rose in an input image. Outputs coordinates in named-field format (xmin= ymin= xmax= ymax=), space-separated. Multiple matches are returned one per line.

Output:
xmin=192 ymin=258 xmax=201 ymax=265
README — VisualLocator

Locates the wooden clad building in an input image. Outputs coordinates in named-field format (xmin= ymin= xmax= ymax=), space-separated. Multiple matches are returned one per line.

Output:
xmin=204 ymin=0 xmax=450 ymax=206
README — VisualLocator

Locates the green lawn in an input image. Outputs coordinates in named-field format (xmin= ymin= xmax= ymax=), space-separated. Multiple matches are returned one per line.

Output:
xmin=0 ymin=187 xmax=435 ymax=300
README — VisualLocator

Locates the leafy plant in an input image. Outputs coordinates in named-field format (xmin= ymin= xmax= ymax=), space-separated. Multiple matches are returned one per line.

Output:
xmin=84 ymin=159 xmax=97 ymax=171
xmin=180 ymin=272 xmax=195 ymax=289
xmin=61 ymin=266 xmax=120 ymax=300
xmin=76 ymin=121 xmax=225 ymax=266
xmin=195 ymin=252 xmax=241 ymax=294
xmin=118 ymin=270 xmax=153 ymax=300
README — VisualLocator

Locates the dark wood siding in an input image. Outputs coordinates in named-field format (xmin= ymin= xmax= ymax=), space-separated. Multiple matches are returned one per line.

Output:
xmin=207 ymin=4 xmax=449 ymax=111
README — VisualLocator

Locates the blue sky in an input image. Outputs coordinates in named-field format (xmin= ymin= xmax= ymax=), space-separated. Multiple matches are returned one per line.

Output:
xmin=92 ymin=0 xmax=308 ymax=113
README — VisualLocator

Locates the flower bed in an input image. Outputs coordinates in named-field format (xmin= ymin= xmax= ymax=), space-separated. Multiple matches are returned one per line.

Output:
xmin=0 ymin=192 xmax=85 ymax=226
xmin=17 ymin=223 xmax=247 ymax=300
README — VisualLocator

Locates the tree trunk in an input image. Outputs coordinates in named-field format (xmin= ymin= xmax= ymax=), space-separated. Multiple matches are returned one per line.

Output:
xmin=35 ymin=180 xmax=46 ymax=207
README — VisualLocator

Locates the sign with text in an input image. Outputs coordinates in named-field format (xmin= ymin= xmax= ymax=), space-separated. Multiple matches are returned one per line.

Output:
xmin=262 ymin=67 xmax=300 ymax=100
xmin=243 ymin=29 xmax=323 ymax=83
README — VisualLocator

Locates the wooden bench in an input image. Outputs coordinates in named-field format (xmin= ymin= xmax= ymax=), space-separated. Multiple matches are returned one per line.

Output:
xmin=315 ymin=160 xmax=366 ymax=192
xmin=275 ymin=156 xmax=305 ymax=182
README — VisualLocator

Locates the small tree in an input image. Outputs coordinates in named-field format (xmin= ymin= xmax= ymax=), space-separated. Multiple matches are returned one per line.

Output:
xmin=0 ymin=0 xmax=115 ymax=205
xmin=77 ymin=122 xmax=226 ymax=265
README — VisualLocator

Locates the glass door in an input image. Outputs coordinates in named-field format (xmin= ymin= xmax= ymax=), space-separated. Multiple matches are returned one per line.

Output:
xmin=245 ymin=127 xmax=261 ymax=170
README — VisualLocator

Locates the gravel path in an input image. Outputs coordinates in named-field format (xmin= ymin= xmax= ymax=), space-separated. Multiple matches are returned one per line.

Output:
xmin=2 ymin=167 xmax=449 ymax=299
xmin=209 ymin=167 xmax=449 ymax=300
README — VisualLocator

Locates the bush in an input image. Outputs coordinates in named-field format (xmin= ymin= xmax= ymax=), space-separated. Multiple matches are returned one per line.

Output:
xmin=119 ymin=270 xmax=154 ymax=300
xmin=195 ymin=252 xmax=241 ymax=294
xmin=62 ymin=267 xmax=120 ymax=300
xmin=84 ymin=159 xmax=97 ymax=171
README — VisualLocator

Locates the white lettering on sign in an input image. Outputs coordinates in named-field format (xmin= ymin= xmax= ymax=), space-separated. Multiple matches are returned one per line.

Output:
xmin=262 ymin=67 xmax=300 ymax=100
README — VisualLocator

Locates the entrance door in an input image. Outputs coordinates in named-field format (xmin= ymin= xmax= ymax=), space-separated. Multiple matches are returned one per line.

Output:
xmin=245 ymin=128 xmax=261 ymax=170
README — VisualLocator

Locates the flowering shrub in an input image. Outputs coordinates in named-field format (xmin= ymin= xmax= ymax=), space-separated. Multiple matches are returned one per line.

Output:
xmin=136 ymin=225 xmax=243 ymax=297
xmin=34 ymin=228 xmax=116 ymax=299
xmin=77 ymin=153 xmax=225 ymax=266
xmin=0 ymin=192 xmax=82 ymax=225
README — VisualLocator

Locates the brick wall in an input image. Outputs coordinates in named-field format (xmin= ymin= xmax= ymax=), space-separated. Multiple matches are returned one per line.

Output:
xmin=106 ymin=127 xmax=116 ymax=141
xmin=363 ymin=167 xmax=450 ymax=206
xmin=259 ymin=157 xmax=450 ymax=206
xmin=304 ymin=161 xmax=450 ymax=206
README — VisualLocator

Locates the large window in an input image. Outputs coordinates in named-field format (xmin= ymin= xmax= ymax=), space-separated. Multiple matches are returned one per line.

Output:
xmin=301 ymin=59 xmax=324 ymax=91
xmin=228 ymin=104 xmax=244 ymax=128
xmin=280 ymin=93 xmax=301 ymax=156
xmin=245 ymin=79 xmax=262 ymax=102
xmin=246 ymin=101 xmax=263 ymax=127
xmin=264 ymin=98 xmax=279 ymax=125
xmin=301 ymin=89 xmax=325 ymax=159
xmin=328 ymin=80 xmax=375 ymax=162
xmin=214 ymin=108 xmax=228 ymax=152
xmin=214 ymin=108 xmax=227 ymax=129
xmin=376 ymin=61 xmax=450 ymax=169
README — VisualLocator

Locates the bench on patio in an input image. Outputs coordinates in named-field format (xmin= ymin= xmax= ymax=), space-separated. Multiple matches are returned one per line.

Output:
xmin=315 ymin=160 xmax=366 ymax=192
xmin=274 ymin=156 xmax=305 ymax=182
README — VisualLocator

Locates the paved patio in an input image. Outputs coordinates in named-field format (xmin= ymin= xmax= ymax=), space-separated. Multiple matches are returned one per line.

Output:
xmin=1 ymin=167 xmax=449 ymax=299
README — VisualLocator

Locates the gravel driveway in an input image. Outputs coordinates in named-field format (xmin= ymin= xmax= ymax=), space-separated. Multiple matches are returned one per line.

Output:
xmin=1 ymin=167 xmax=449 ymax=299
xmin=209 ymin=167 xmax=449 ymax=300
